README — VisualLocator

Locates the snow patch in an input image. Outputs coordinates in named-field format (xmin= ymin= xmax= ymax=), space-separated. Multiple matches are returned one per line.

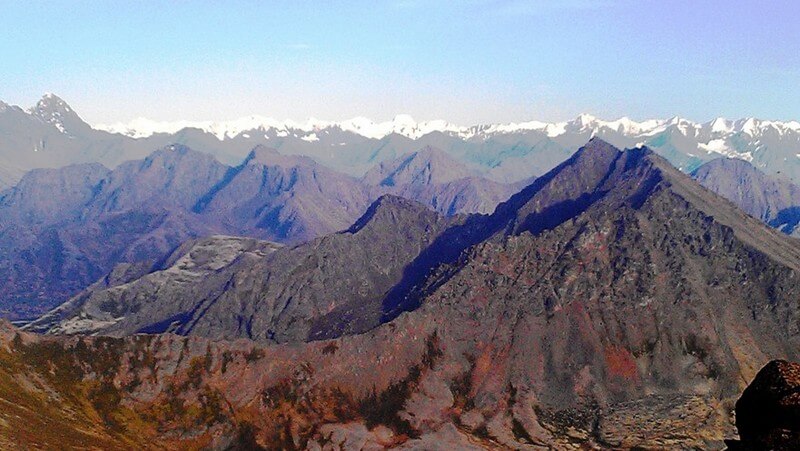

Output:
xmin=699 ymin=139 xmax=753 ymax=162
xmin=699 ymin=139 xmax=729 ymax=154
xmin=710 ymin=117 xmax=732 ymax=134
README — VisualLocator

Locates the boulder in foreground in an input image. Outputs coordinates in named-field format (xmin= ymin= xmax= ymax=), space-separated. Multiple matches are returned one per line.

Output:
xmin=730 ymin=360 xmax=800 ymax=450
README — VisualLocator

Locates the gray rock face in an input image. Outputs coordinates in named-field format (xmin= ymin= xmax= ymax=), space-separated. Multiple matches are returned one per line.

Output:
xmin=409 ymin=139 xmax=800 ymax=403
xmin=27 ymin=235 xmax=282 ymax=335
xmin=692 ymin=157 xmax=800 ymax=235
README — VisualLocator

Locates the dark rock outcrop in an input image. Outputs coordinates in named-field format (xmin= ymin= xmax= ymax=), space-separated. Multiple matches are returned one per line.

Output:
xmin=730 ymin=360 xmax=800 ymax=450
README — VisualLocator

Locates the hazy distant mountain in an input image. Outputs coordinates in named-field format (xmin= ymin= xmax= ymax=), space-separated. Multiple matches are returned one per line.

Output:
xmin=97 ymin=108 xmax=800 ymax=183
xmin=362 ymin=146 xmax=516 ymax=214
xmin=21 ymin=139 xmax=800 ymax=448
xmin=4 ymin=94 xmax=800 ymax=189
xmin=0 ymin=94 xmax=152 ymax=189
xmin=0 ymin=145 xmax=372 ymax=318
xmin=692 ymin=157 xmax=800 ymax=235
xmin=194 ymin=145 xmax=372 ymax=241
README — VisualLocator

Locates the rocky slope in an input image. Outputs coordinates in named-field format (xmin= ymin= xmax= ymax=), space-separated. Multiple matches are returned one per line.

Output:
xmin=0 ymin=313 xmax=738 ymax=449
xmin=1 ymin=136 xmax=527 ymax=319
xmin=21 ymin=139 xmax=800 ymax=448
xmin=27 ymin=196 xmax=457 ymax=343
xmin=693 ymin=157 xmax=800 ymax=235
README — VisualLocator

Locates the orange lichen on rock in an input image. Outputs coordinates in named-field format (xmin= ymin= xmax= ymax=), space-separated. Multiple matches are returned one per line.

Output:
xmin=604 ymin=345 xmax=640 ymax=382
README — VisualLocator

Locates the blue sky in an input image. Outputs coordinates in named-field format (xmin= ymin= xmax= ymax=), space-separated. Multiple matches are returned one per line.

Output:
xmin=1 ymin=0 xmax=798 ymax=124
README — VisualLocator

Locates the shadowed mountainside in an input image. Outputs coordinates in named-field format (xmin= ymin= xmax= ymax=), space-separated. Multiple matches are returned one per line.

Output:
xmin=1 ymin=139 xmax=522 ymax=319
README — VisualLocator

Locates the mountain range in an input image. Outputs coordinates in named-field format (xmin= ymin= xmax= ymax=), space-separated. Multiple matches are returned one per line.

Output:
xmin=4 ymin=93 xmax=800 ymax=448
xmin=5 ymin=102 xmax=800 ymax=322
xmin=7 ymin=139 xmax=800 ymax=449
xmin=4 ymin=94 xmax=800 ymax=191
xmin=5 ymin=125 xmax=800 ymax=323
xmin=0 ymin=142 xmax=515 ymax=319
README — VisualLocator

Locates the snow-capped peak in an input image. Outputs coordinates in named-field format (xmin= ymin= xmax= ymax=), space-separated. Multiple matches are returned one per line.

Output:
xmin=575 ymin=113 xmax=597 ymax=128
xmin=709 ymin=117 xmax=733 ymax=134
xmin=29 ymin=93 xmax=79 ymax=134
xmin=739 ymin=118 xmax=759 ymax=136
xmin=32 ymin=93 xmax=72 ymax=113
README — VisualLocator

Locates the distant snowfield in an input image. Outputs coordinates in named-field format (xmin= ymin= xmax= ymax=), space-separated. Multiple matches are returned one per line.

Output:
xmin=95 ymin=112 xmax=800 ymax=147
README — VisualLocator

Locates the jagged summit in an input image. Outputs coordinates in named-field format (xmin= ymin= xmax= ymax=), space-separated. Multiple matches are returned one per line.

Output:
xmin=346 ymin=194 xmax=434 ymax=233
xmin=493 ymin=138 xmax=638 ymax=228
xmin=33 ymin=93 xmax=70 ymax=110
xmin=28 ymin=93 xmax=88 ymax=134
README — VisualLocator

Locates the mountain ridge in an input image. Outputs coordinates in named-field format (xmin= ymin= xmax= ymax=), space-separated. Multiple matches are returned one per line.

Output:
xmin=96 ymin=109 xmax=800 ymax=143
xmin=5 ymin=94 xmax=800 ymax=192
xmin=14 ymin=139 xmax=800 ymax=449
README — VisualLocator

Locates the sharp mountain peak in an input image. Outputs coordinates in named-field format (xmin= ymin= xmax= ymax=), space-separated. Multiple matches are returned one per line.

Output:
xmin=347 ymin=194 xmax=437 ymax=234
